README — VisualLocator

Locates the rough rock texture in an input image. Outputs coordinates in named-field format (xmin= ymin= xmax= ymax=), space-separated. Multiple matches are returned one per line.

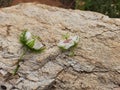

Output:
xmin=0 ymin=3 xmax=120 ymax=90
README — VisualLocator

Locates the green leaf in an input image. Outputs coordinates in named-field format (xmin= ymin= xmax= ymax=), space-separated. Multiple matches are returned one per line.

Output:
xmin=69 ymin=51 xmax=75 ymax=57
xmin=62 ymin=33 xmax=70 ymax=39
xmin=26 ymin=39 xmax=35 ymax=49
xmin=20 ymin=30 xmax=28 ymax=45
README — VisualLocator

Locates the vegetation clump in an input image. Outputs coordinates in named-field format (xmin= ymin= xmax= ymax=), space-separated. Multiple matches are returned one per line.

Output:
xmin=75 ymin=0 xmax=120 ymax=18
xmin=0 ymin=0 xmax=12 ymax=7
xmin=61 ymin=0 xmax=120 ymax=18
xmin=13 ymin=30 xmax=45 ymax=75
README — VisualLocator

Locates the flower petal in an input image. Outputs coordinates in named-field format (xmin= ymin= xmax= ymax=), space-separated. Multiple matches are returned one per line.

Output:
xmin=64 ymin=41 xmax=74 ymax=49
xmin=25 ymin=31 xmax=32 ymax=40
xmin=33 ymin=40 xmax=43 ymax=50
xmin=58 ymin=40 xmax=74 ymax=50
xmin=58 ymin=40 xmax=65 ymax=47
xmin=71 ymin=36 xmax=79 ymax=43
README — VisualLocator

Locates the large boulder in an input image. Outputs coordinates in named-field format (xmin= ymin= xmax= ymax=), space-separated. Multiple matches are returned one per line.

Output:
xmin=0 ymin=3 xmax=120 ymax=90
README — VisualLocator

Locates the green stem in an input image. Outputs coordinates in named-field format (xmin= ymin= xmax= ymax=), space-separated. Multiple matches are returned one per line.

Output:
xmin=69 ymin=49 xmax=75 ymax=57
xmin=13 ymin=50 xmax=26 ymax=75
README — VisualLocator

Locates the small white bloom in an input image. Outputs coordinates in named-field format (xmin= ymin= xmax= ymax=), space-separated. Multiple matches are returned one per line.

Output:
xmin=33 ymin=40 xmax=43 ymax=50
xmin=25 ymin=31 xmax=32 ymax=40
xmin=58 ymin=39 xmax=74 ymax=50
xmin=58 ymin=35 xmax=79 ymax=50
xmin=25 ymin=32 xmax=44 ymax=50
xmin=20 ymin=30 xmax=44 ymax=51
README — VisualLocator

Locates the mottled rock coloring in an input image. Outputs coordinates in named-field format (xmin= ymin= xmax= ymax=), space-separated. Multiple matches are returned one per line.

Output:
xmin=0 ymin=3 xmax=120 ymax=90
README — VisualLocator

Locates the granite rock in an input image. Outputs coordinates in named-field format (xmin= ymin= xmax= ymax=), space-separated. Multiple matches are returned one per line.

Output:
xmin=0 ymin=3 xmax=120 ymax=90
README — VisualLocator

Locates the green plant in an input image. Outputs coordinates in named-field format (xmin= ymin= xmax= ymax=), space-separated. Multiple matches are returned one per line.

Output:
xmin=75 ymin=0 xmax=120 ymax=18
xmin=75 ymin=0 xmax=85 ymax=9
xmin=0 ymin=0 xmax=13 ymax=7
xmin=57 ymin=33 xmax=79 ymax=56
xmin=13 ymin=30 xmax=45 ymax=75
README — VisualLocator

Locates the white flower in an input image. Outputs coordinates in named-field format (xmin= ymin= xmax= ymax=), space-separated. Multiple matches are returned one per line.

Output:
xmin=25 ymin=31 xmax=32 ymax=40
xmin=22 ymin=31 xmax=44 ymax=51
xmin=33 ymin=40 xmax=44 ymax=50
xmin=58 ymin=35 xmax=79 ymax=50
xmin=26 ymin=38 xmax=44 ymax=50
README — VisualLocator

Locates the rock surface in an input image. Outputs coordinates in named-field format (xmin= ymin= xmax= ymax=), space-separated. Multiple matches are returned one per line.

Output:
xmin=0 ymin=3 xmax=120 ymax=90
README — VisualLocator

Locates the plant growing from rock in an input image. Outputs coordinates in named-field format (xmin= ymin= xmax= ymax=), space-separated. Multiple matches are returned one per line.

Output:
xmin=13 ymin=30 xmax=45 ymax=75
xmin=57 ymin=33 xmax=79 ymax=56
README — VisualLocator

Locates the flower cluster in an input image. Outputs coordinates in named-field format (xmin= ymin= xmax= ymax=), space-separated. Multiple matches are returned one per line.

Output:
xmin=57 ymin=35 xmax=79 ymax=50
xmin=20 ymin=30 xmax=44 ymax=52
xmin=13 ymin=31 xmax=79 ymax=75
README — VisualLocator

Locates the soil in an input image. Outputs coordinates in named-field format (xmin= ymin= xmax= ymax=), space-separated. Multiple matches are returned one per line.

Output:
xmin=11 ymin=0 xmax=74 ymax=8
